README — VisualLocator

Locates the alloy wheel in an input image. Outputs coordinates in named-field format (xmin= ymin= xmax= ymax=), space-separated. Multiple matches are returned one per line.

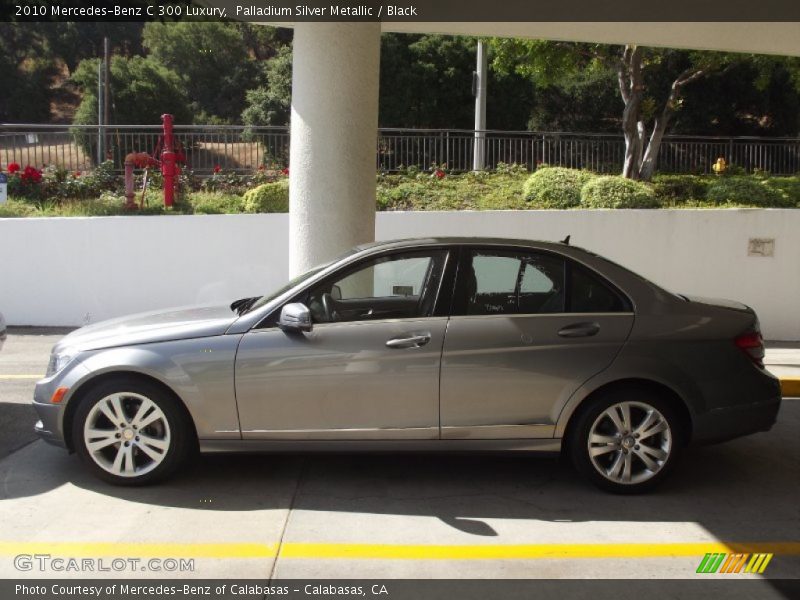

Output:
xmin=82 ymin=392 xmax=171 ymax=478
xmin=587 ymin=400 xmax=672 ymax=485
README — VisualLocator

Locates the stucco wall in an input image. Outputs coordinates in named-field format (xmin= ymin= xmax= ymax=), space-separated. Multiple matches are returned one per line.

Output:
xmin=1 ymin=209 xmax=798 ymax=339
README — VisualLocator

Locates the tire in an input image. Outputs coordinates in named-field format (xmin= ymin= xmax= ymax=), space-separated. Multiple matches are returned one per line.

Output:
xmin=569 ymin=387 xmax=684 ymax=494
xmin=72 ymin=376 xmax=195 ymax=486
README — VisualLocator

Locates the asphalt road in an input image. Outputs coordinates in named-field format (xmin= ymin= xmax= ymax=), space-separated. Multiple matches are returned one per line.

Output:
xmin=0 ymin=329 xmax=798 ymax=586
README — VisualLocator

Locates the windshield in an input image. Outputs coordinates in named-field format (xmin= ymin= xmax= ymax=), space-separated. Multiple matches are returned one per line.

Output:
xmin=240 ymin=248 xmax=359 ymax=315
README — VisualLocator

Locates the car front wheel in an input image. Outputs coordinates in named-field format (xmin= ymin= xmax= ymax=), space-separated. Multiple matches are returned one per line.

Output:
xmin=72 ymin=377 xmax=194 ymax=485
xmin=570 ymin=389 xmax=683 ymax=493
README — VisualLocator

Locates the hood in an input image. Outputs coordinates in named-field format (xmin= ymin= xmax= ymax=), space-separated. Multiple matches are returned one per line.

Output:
xmin=681 ymin=295 xmax=752 ymax=313
xmin=55 ymin=305 xmax=238 ymax=352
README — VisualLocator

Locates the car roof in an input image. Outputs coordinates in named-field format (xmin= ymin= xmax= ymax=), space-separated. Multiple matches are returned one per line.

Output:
xmin=355 ymin=237 xmax=574 ymax=252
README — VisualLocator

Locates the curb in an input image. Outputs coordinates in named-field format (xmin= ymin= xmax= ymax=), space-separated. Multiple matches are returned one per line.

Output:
xmin=780 ymin=377 xmax=800 ymax=398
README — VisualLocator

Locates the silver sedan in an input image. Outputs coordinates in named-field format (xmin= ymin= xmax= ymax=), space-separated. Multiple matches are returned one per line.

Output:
xmin=32 ymin=238 xmax=781 ymax=493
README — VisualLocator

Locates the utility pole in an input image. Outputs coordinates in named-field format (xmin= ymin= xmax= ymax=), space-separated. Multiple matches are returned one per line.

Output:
xmin=103 ymin=36 xmax=110 ymax=161
xmin=472 ymin=39 xmax=488 ymax=172
xmin=97 ymin=61 xmax=103 ymax=165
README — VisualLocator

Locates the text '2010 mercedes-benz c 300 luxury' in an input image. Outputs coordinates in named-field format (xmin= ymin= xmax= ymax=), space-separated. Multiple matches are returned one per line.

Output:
xmin=32 ymin=238 xmax=781 ymax=493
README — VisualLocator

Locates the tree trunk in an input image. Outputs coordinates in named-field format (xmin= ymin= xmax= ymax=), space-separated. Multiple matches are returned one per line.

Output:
xmin=639 ymin=69 xmax=706 ymax=181
xmin=619 ymin=46 xmax=644 ymax=180
xmin=640 ymin=113 xmax=669 ymax=181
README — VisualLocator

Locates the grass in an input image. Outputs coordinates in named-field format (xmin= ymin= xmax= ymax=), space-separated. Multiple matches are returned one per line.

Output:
xmin=2 ymin=171 xmax=798 ymax=218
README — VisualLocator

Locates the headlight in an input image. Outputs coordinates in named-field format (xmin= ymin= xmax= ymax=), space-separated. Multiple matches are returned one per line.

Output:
xmin=46 ymin=349 xmax=77 ymax=377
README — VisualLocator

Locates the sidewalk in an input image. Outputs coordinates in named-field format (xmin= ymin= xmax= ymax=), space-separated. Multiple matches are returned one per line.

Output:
xmin=765 ymin=343 xmax=800 ymax=397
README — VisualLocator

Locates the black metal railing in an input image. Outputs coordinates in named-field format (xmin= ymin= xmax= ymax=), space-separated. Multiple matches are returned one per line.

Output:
xmin=2 ymin=124 xmax=799 ymax=175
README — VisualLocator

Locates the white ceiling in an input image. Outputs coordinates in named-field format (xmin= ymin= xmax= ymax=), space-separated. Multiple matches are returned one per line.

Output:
xmin=381 ymin=22 xmax=800 ymax=56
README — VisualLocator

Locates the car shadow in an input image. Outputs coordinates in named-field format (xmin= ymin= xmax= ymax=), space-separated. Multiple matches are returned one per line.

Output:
xmin=0 ymin=402 xmax=38 ymax=460
xmin=1 ymin=402 xmax=798 ymax=581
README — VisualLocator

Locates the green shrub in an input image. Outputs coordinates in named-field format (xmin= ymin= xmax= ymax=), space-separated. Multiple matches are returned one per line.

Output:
xmin=190 ymin=192 xmax=244 ymax=214
xmin=580 ymin=176 xmax=658 ymax=209
xmin=522 ymin=167 xmax=595 ymax=208
xmin=706 ymin=177 xmax=786 ymax=207
xmin=242 ymin=180 xmax=289 ymax=213
xmin=763 ymin=177 xmax=800 ymax=207
xmin=652 ymin=174 xmax=711 ymax=203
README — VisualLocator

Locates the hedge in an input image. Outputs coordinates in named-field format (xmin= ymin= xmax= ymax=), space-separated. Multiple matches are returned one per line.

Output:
xmin=580 ymin=175 xmax=658 ymax=209
xmin=706 ymin=177 xmax=789 ymax=207
xmin=522 ymin=166 xmax=595 ymax=208
xmin=242 ymin=180 xmax=289 ymax=213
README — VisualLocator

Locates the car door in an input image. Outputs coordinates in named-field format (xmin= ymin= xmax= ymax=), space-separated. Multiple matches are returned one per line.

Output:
xmin=235 ymin=248 xmax=451 ymax=440
xmin=440 ymin=246 xmax=634 ymax=439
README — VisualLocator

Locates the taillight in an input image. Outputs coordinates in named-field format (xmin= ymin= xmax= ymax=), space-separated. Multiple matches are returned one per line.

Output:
xmin=735 ymin=331 xmax=765 ymax=368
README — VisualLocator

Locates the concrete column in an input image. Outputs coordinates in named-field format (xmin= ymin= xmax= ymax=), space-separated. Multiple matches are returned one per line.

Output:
xmin=472 ymin=39 xmax=488 ymax=172
xmin=289 ymin=22 xmax=381 ymax=276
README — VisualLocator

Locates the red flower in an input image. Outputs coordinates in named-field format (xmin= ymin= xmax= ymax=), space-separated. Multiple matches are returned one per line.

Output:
xmin=280 ymin=167 xmax=289 ymax=176
xmin=74 ymin=171 xmax=82 ymax=178
xmin=7 ymin=162 xmax=20 ymax=174
xmin=258 ymin=164 xmax=266 ymax=171
xmin=434 ymin=169 xmax=445 ymax=179
xmin=213 ymin=165 xmax=221 ymax=174
xmin=21 ymin=165 xmax=42 ymax=184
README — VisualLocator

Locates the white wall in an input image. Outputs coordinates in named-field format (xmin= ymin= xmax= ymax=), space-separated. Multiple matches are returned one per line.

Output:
xmin=1 ymin=210 xmax=798 ymax=339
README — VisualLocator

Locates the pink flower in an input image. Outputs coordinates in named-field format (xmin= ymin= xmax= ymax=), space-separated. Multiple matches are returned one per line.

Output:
xmin=280 ymin=167 xmax=289 ymax=176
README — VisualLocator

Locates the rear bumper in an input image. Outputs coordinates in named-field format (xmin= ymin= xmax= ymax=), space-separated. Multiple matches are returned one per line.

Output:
xmin=692 ymin=395 xmax=781 ymax=445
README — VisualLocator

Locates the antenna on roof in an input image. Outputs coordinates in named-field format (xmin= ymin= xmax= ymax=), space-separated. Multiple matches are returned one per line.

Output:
xmin=561 ymin=235 xmax=571 ymax=245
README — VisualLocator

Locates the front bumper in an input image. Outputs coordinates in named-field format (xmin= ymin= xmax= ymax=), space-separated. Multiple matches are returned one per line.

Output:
xmin=33 ymin=385 xmax=69 ymax=449
xmin=692 ymin=395 xmax=781 ymax=445
xmin=32 ymin=360 xmax=90 ymax=450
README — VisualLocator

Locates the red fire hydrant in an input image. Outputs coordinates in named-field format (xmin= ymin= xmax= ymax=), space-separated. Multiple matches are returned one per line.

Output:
xmin=160 ymin=114 xmax=178 ymax=207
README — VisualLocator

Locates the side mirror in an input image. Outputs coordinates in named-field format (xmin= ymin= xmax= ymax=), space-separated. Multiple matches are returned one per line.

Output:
xmin=278 ymin=302 xmax=313 ymax=332
xmin=331 ymin=284 xmax=342 ymax=300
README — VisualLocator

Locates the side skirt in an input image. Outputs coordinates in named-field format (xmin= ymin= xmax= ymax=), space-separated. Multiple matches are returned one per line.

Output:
xmin=199 ymin=438 xmax=562 ymax=454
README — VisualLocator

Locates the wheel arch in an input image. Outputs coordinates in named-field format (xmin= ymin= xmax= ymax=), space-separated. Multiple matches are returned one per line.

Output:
xmin=62 ymin=370 xmax=198 ymax=452
xmin=560 ymin=378 xmax=694 ymax=452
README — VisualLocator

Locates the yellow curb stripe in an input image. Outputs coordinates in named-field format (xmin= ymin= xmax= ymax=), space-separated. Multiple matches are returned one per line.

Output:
xmin=0 ymin=542 xmax=277 ymax=559
xmin=279 ymin=542 xmax=800 ymax=560
xmin=780 ymin=377 xmax=800 ymax=397
xmin=1 ymin=541 xmax=798 ymax=561
xmin=0 ymin=374 xmax=42 ymax=380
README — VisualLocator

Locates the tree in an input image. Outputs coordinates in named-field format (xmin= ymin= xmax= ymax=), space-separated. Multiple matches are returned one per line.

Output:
xmin=617 ymin=47 xmax=731 ymax=180
xmin=378 ymin=34 xmax=533 ymax=131
xmin=492 ymin=39 xmax=736 ymax=180
xmin=142 ymin=22 xmax=258 ymax=123
xmin=72 ymin=56 xmax=191 ymax=126
xmin=241 ymin=45 xmax=293 ymax=127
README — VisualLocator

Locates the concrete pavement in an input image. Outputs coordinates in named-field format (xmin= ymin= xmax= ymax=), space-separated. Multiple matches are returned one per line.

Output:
xmin=0 ymin=329 xmax=798 ymax=580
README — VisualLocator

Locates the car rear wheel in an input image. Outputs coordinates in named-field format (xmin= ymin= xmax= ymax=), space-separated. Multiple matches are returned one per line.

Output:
xmin=570 ymin=388 xmax=683 ymax=493
xmin=72 ymin=377 xmax=194 ymax=485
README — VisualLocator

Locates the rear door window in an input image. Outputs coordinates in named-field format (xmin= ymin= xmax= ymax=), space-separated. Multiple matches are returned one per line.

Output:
xmin=458 ymin=250 xmax=566 ymax=315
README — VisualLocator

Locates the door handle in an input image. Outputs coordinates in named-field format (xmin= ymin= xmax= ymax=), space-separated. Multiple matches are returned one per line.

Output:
xmin=386 ymin=333 xmax=431 ymax=349
xmin=557 ymin=322 xmax=600 ymax=338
